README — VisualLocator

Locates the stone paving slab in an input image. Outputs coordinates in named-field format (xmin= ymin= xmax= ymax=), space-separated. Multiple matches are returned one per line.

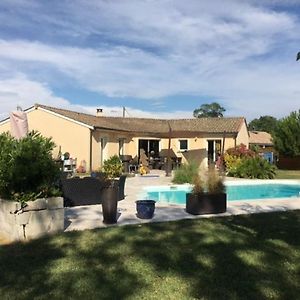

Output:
xmin=64 ymin=198 xmax=300 ymax=231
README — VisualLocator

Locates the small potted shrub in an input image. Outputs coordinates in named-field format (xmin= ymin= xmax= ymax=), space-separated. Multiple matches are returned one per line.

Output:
xmin=101 ymin=155 xmax=123 ymax=224
xmin=186 ymin=170 xmax=226 ymax=215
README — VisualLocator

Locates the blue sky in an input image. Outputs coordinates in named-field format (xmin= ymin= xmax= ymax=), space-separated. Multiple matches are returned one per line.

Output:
xmin=0 ymin=0 xmax=299 ymax=121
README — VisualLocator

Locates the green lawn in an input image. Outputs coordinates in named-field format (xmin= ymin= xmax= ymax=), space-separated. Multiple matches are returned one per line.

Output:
xmin=275 ymin=169 xmax=300 ymax=179
xmin=1 ymin=211 xmax=300 ymax=300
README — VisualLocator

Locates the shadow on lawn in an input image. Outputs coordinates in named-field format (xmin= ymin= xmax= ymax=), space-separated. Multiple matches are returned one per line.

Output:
xmin=0 ymin=230 xmax=144 ymax=299
xmin=123 ymin=210 xmax=300 ymax=299
xmin=0 ymin=210 xmax=299 ymax=299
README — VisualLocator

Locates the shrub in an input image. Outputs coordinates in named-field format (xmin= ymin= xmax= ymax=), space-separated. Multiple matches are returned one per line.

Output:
xmin=272 ymin=110 xmax=300 ymax=157
xmin=224 ymin=153 xmax=242 ymax=174
xmin=172 ymin=162 xmax=199 ymax=184
xmin=0 ymin=131 xmax=61 ymax=204
xmin=224 ymin=143 xmax=257 ymax=176
xmin=226 ymin=143 xmax=256 ymax=158
xmin=102 ymin=155 xmax=123 ymax=179
xmin=228 ymin=156 xmax=277 ymax=179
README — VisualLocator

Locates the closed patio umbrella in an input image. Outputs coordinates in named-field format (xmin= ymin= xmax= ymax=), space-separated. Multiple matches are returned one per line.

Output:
xmin=10 ymin=109 xmax=28 ymax=139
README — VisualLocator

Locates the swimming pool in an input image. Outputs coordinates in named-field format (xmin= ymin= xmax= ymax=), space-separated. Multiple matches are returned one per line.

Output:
xmin=143 ymin=182 xmax=300 ymax=205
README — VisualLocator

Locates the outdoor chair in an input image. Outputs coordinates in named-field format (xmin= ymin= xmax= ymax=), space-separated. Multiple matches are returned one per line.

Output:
xmin=61 ymin=177 xmax=105 ymax=207
xmin=129 ymin=156 xmax=139 ymax=173
xmin=61 ymin=175 xmax=126 ymax=207
xmin=116 ymin=174 xmax=126 ymax=200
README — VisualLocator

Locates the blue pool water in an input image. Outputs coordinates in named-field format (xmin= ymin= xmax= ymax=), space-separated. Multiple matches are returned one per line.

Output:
xmin=145 ymin=184 xmax=300 ymax=205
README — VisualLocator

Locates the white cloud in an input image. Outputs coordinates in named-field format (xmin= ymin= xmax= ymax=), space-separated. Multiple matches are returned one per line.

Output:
xmin=0 ymin=75 xmax=70 ymax=120
xmin=75 ymin=104 xmax=193 ymax=119
xmin=0 ymin=75 xmax=193 ymax=121
xmin=0 ymin=0 xmax=299 ymax=120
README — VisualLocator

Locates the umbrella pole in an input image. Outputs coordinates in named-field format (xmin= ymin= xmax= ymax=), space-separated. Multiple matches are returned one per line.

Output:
xmin=220 ymin=131 xmax=226 ymax=173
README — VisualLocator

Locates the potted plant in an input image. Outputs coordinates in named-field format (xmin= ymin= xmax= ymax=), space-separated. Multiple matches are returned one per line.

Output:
xmin=186 ymin=170 xmax=226 ymax=215
xmin=0 ymin=131 xmax=64 ymax=241
xmin=101 ymin=155 xmax=123 ymax=224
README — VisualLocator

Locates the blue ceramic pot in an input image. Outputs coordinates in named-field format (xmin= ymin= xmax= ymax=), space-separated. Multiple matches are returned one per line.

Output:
xmin=136 ymin=200 xmax=156 ymax=219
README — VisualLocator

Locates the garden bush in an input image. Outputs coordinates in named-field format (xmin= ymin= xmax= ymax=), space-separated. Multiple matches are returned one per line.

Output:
xmin=224 ymin=144 xmax=255 ymax=172
xmin=102 ymin=155 xmax=123 ymax=179
xmin=224 ymin=143 xmax=276 ymax=179
xmin=0 ymin=131 xmax=61 ymax=204
xmin=225 ymin=143 xmax=256 ymax=158
xmin=172 ymin=162 xmax=199 ymax=184
xmin=227 ymin=156 xmax=277 ymax=179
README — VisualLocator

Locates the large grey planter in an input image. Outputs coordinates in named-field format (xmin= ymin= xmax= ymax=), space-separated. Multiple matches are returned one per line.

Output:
xmin=0 ymin=197 xmax=64 ymax=242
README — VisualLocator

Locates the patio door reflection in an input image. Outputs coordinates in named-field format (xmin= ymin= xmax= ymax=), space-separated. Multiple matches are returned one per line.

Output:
xmin=207 ymin=140 xmax=221 ymax=166
xmin=138 ymin=139 xmax=159 ymax=158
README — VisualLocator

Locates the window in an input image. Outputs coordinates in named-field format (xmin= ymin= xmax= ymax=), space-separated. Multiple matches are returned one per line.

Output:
xmin=179 ymin=139 xmax=188 ymax=151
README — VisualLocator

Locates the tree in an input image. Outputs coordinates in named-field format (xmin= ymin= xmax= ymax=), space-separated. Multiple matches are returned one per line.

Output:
xmin=193 ymin=102 xmax=226 ymax=118
xmin=248 ymin=115 xmax=278 ymax=133
xmin=272 ymin=110 xmax=300 ymax=157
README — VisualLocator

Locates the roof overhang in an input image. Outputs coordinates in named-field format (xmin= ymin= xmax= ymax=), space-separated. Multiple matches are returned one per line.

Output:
xmin=94 ymin=128 xmax=238 ymax=139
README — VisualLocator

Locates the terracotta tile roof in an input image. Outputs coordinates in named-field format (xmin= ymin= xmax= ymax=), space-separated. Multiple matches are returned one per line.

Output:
xmin=249 ymin=131 xmax=273 ymax=145
xmin=35 ymin=104 xmax=245 ymax=136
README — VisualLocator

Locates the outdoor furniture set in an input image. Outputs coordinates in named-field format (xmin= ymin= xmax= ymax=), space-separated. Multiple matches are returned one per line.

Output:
xmin=61 ymin=174 xmax=126 ymax=207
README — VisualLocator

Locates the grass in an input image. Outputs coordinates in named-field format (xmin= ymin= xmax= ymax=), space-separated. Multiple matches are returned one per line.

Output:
xmin=275 ymin=169 xmax=300 ymax=179
xmin=1 ymin=211 xmax=300 ymax=299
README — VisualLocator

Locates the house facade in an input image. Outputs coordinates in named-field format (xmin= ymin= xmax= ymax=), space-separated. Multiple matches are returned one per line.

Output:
xmin=0 ymin=104 xmax=249 ymax=172
xmin=249 ymin=131 xmax=275 ymax=163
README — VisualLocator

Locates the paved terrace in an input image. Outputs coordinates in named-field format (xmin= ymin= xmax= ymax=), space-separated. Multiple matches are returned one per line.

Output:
xmin=65 ymin=171 xmax=300 ymax=232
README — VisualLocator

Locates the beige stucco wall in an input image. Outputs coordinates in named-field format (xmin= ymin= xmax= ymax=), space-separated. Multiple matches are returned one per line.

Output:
xmin=0 ymin=120 xmax=11 ymax=134
xmin=30 ymin=109 xmax=92 ymax=170
xmin=91 ymin=130 xmax=135 ymax=171
xmin=0 ymin=108 xmax=92 ymax=171
xmin=236 ymin=120 xmax=249 ymax=147
xmin=0 ymin=111 xmax=250 ymax=171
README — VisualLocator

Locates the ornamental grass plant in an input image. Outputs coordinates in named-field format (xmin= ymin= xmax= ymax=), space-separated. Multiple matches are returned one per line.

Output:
xmin=172 ymin=161 xmax=199 ymax=184
xmin=206 ymin=169 xmax=226 ymax=194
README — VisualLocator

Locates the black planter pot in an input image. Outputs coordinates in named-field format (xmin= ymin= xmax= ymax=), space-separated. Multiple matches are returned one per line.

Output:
xmin=101 ymin=185 xmax=119 ymax=224
xmin=186 ymin=193 xmax=227 ymax=215
xmin=136 ymin=200 xmax=156 ymax=219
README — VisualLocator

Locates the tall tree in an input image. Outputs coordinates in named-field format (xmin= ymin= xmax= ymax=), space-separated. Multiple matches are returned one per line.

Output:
xmin=193 ymin=102 xmax=225 ymax=118
xmin=248 ymin=116 xmax=278 ymax=133
xmin=272 ymin=110 xmax=300 ymax=157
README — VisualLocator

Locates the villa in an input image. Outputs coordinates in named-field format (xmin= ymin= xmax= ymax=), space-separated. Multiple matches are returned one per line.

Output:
xmin=249 ymin=130 xmax=275 ymax=163
xmin=0 ymin=104 xmax=249 ymax=172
